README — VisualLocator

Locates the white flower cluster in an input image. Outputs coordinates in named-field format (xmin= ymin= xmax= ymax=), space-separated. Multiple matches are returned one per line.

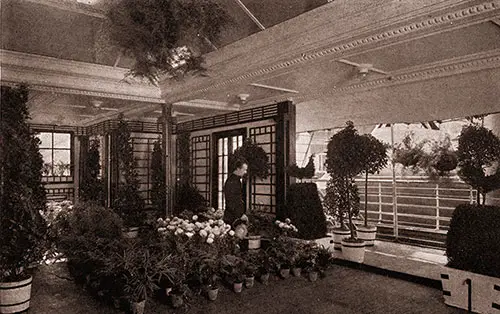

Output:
xmin=203 ymin=207 xmax=224 ymax=220
xmin=41 ymin=200 xmax=73 ymax=226
xmin=168 ymin=46 xmax=192 ymax=69
xmin=157 ymin=215 xmax=234 ymax=244
xmin=275 ymin=218 xmax=299 ymax=233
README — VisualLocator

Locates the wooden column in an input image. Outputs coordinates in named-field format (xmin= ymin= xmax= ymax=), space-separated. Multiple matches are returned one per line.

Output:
xmin=275 ymin=101 xmax=296 ymax=212
xmin=162 ymin=103 xmax=174 ymax=216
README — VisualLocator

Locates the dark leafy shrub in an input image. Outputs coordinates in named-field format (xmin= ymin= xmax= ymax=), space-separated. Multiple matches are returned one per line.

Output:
xmin=287 ymin=155 xmax=315 ymax=180
xmin=230 ymin=138 xmax=270 ymax=179
xmin=80 ymin=138 xmax=105 ymax=204
xmin=446 ymin=204 xmax=500 ymax=278
xmin=174 ymin=183 xmax=207 ymax=215
xmin=151 ymin=140 xmax=166 ymax=215
xmin=281 ymin=183 xmax=327 ymax=240
xmin=1 ymin=85 xmax=47 ymax=282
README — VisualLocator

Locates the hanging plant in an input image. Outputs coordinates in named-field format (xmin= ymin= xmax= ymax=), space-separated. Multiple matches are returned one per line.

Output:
xmin=107 ymin=0 xmax=231 ymax=84
xmin=418 ymin=136 xmax=458 ymax=180
xmin=393 ymin=132 xmax=427 ymax=172
xmin=230 ymin=138 xmax=270 ymax=180
xmin=287 ymin=155 xmax=315 ymax=181
xmin=151 ymin=140 xmax=166 ymax=215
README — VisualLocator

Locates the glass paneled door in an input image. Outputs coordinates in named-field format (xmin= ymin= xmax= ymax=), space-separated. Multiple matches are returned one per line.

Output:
xmin=212 ymin=129 xmax=245 ymax=210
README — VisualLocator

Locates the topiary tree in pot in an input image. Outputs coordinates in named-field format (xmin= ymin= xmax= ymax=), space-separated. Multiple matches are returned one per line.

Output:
xmin=440 ymin=125 xmax=500 ymax=312
xmin=112 ymin=117 xmax=145 ymax=236
xmin=324 ymin=121 xmax=366 ymax=262
xmin=0 ymin=85 xmax=48 ymax=313
xmin=356 ymin=134 xmax=388 ymax=246
xmin=282 ymin=155 xmax=327 ymax=240
xmin=456 ymin=125 xmax=500 ymax=204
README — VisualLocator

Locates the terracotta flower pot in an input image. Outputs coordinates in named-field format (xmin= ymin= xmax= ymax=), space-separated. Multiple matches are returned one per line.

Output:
xmin=259 ymin=273 xmax=270 ymax=285
xmin=233 ymin=281 xmax=243 ymax=293
xmin=247 ymin=235 xmax=262 ymax=250
xmin=292 ymin=267 xmax=302 ymax=277
xmin=308 ymin=271 xmax=319 ymax=282
xmin=207 ymin=287 xmax=219 ymax=301
xmin=130 ymin=299 xmax=146 ymax=314
xmin=245 ymin=276 xmax=255 ymax=288
xmin=280 ymin=267 xmax=290 ymax=279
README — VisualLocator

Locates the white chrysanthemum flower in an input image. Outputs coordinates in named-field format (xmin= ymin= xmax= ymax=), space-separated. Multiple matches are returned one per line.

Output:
xmin=279 ymin=223 xmax=285 ymax=228
xmin=229 ymin=230 xmax=235 ymax=236
xmin=185 ymin=232 xmax=194 ymax=238
xmin=207 ymin=237 xmax=214 ymax=244
xmin=200 ymin=230 xmax=208 ymax=237
xmin=208 ymin=233 xmax=215 ymax=238
xmin=285 ymin=218 xmax=291 ymax=224
xmin=192 ymin=215 xmax=198 ymax=221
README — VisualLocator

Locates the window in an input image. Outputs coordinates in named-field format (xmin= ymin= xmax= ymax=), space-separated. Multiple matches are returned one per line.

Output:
xmin=36 ymin=132 xmax=72 ymax=179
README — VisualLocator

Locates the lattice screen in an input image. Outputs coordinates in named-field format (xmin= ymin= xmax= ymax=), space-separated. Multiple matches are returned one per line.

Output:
xmin=191 ymin=135 xmax=211 ymax=203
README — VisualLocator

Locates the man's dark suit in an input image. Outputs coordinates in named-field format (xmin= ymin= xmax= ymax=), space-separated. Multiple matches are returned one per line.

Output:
xmin=223 ymin=173 xmax=245 ymax=225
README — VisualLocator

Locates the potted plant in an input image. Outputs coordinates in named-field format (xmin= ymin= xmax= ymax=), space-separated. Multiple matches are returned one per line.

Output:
xmin=112 ymin=117 xmax=145 ymax=238
xmin=324 ymin=121 xmax=366 ymax=262
xmin=441 ymin=125 xmax=500 ymax=313
xmin=417 ymin=136 xmax=458 ymax=181
xmin=357 ymin=134 xmax=389 ymax=246
xmin=0 ymin=85 xmax=48 ymax=313
xmin=221 ymin=255 xmax=246 ymax=293
xmin=107 ymin=0 xmax=231 ymax=85
xmin=196 ymin=253 xmax=220 ymax=301
xmin=300 ymin=244 xmax=320 ymax=282
xmin=282 ymin=155 xmax=328 ymax=240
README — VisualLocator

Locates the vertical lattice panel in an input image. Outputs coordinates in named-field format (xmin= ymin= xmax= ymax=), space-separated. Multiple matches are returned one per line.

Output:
xmin=191 ymin=135 xmax=210 ymax=203
xmin=249 ymin=125 xmax=276 ymax=213
xmin=131 ymin=133 xmax=160 ymax=206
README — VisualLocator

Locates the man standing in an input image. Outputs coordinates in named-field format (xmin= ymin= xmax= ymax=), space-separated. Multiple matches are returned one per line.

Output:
xmin=223 ymin=158 xmax=248 ymax=226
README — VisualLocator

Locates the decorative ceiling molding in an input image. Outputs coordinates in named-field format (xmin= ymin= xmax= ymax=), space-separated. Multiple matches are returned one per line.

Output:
xmin=250 ymin=48 xmax=500 ymax=104
xmin=1 ymin=49 xmax=164 ymax=103
xmin=162 ymin=1 xmax=500 ymax=102
xmin=20 ymin=0 xmax=106 ymax=18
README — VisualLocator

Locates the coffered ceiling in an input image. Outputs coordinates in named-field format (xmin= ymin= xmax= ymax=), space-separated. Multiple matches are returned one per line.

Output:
xmin=1 ymin=0 xmax=500 ymax=131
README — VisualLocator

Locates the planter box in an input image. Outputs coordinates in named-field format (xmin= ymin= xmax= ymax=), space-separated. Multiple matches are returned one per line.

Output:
xmin=440 ymin=266 xmax=500 ymax=313
xmin=0 ymin=276 xmax=32 ymax=314
xmin=341 ymin=239 xmax=366 ymax=263
xmin=332 ymin=229 xmax=351 ymax=250
xmin=356 ymin=225 xmax=377 ymax=246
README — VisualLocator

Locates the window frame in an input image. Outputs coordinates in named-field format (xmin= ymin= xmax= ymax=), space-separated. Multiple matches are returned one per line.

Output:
xmin=35 ymin=130 xmax=74 ymax=183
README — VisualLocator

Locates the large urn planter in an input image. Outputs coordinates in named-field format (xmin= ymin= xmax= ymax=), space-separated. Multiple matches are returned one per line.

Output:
xmin=341 ymin=239 xmax=366 ymax=263
xmin=356 ymin=225 xmax=377 ymax=246
xmin=0 ymin=276 xmax=33 ymax=314
xmin=332 ymin=228 xmax=351 ymax=250
xmin=247 ymin=235 xmax=262 ymax=250
xmin=440 ymin=267 xmax=500 ymax=313
xmin=122 ymin=226 xmax=140 ymax=239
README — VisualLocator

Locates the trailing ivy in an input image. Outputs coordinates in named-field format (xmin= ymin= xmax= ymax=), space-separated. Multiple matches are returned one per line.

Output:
xmin=112 ymin=117 xmax=145 ymax=227
xmin=80 ymin=138 xmax=105 ymax=204
xmin=151 ymin=140 xmax=166 ymax=214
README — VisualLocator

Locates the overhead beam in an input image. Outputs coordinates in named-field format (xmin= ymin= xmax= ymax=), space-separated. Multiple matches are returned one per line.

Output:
xmin=234 ymin=0 xmax=265 ymax=30
xmin=250 ymin=83 xmax=299 ymax=94
xmin=174 ymin=100 xmax=240 ymax=111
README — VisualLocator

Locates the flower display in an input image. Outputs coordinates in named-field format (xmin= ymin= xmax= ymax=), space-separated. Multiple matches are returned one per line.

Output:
xmin=41 ymin=200 xmax=73 ymax=227
xmin=156 ymin=215 xmax=233 ymax=244
xmin=275 ymin=218 xmax=299 ymax=235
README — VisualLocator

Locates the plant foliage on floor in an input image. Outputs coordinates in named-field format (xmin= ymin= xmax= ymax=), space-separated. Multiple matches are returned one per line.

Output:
xmin=0 ymin=85 xmax=47 ymax=282
xmin=456 ymin=124 xmax=500 ymax=204
xmin=80 ymin=137 xmax=105 ymax=205
xmin=230 ymin=138 xmax=270 ymax=179
xmin=112 ymin=117 xmax=145 ymax=227
xmin=107 ymin=0 xmax=231 ymax=84
xmin=151 ymin=140 xmax=166 ymax=215
xmin=446 ymin=203 xmax=500 ymax=278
